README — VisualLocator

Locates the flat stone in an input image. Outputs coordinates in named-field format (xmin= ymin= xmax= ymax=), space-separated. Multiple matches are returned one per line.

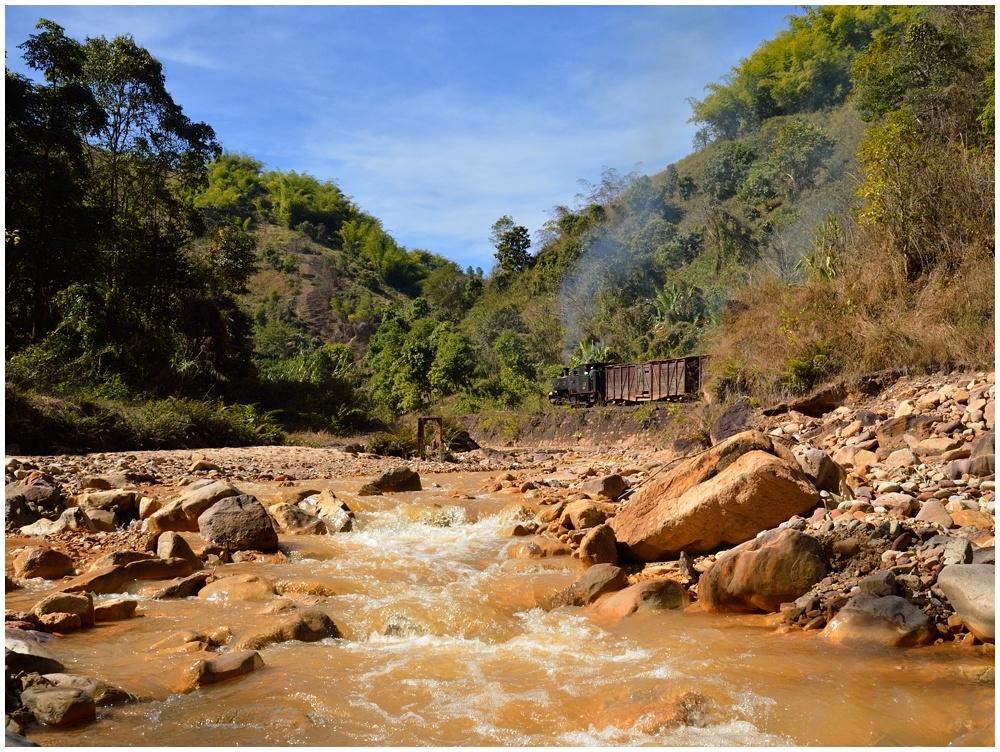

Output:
xmin=186 ymin=649 xmax=265 ymax=689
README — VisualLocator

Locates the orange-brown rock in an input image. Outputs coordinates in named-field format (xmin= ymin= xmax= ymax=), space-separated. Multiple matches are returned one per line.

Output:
xmin=593 ymin=577 xmax=688 ymax=619
xmin=611 ymin=436 xmax=818 ymax=561
xmin=697 ymin=528 xmax=828 ymax=613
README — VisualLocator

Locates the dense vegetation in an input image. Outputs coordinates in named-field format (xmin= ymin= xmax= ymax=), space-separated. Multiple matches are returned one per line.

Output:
xmin=5 ymin=7 xmax=994 ymax=451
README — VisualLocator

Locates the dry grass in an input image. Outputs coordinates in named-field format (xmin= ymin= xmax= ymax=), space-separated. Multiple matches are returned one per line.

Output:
xmin=708 ymin=237 xmax=995 ymax=405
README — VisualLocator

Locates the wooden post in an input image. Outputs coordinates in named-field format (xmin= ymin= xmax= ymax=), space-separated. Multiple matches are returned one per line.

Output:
xmin=417 ymin=417 xmax=443 ymax=459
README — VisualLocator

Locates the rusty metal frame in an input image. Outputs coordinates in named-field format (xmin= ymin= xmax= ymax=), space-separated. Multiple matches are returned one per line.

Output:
xmin=416 ymin=417 xmax=443 ymax=459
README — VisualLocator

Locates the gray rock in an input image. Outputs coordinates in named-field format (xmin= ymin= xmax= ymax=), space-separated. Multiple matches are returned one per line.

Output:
xmin=581 ymin=474 xmax=628 ymax=501
xmin=859 ymin=571 xmax=900 ymax=597
xmin=937 ymin=564 xmax=995 ymax=642
xmin=4 ymin=640 xmax=65 ymax=676
xmin=40 ymin=674 xmax=136 ymax=706
xmin=4 ymin=481 xmax=64 ymax=521
xmin=19 ymin=687 xmax=96 ymax=726
xmin=940 ymin=537 xmax=974 ymax=566
xmin=574 ymin=563 xmax=628 ymax=605
xmin=709 ymin=399 xmax=757 ymax=445
xmin=198 ymin=494 xmax=279 ymax=553
xmin=792 ymin=446 xmax=849 ymax=497
xmin=5 ymin=730 xmax=39 ymax=746
xmin=365 ymin=466 xmax=422 ymax=493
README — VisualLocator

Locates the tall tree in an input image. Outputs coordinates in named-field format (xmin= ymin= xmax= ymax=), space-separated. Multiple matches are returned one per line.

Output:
xmin=5 ymin=20 xmax=104 ymax=350
xmin=78 ymin=29 xmax=221 ymax=381
xmin=490 ymin=215 xmax=532 ymax=278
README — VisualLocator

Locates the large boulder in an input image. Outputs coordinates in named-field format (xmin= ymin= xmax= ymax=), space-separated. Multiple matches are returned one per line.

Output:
xmin=145 ymin=481 xmax=242 ymax=534
xmin=709 ymin=399 xmax=757 ymax=445
xmin=197 ymin=494 xmax=279 ymax=553
xmin=5 ymin=481 xmax=64 ymax=523
xmin=697 ymin=528 xmax=828 ymax=613
xmin=825 ymin=595 xmax=937 ymax=648
xmin=936 ymin=564 xmax=995 ymax=642
xmin=12 ymin=547 xmax=75 ymax=580
xmin=611 ymin=435 xmax=819 ymax=561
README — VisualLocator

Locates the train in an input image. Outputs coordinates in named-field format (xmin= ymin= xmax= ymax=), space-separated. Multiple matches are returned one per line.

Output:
xmin=548 ymin=355 xmax=709 ymax=407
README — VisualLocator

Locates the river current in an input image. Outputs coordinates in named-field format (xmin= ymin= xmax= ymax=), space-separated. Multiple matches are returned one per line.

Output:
xmin=8 ymin=471 xmax=994 ymax=747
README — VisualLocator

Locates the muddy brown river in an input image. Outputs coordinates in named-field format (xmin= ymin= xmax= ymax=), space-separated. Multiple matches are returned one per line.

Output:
xmin=7 ymin=471 xmax=994 ymax=746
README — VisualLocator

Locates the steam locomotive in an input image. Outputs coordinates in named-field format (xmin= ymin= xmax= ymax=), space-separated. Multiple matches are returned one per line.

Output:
xmin=548 ymin=355 xmax=709 ymax=407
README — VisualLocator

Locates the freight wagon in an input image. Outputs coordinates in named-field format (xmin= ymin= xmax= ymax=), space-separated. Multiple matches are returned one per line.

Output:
xmin=548 ymin=355 xmax=708 ymax=407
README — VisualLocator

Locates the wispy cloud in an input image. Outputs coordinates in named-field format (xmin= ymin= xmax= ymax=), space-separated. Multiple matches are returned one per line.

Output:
xmin=4 ymin=4 xmax=795 ymax=268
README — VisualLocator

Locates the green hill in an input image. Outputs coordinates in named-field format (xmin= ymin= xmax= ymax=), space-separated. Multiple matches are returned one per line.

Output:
xmin=5 ymin=6 xmax=994 ymax=451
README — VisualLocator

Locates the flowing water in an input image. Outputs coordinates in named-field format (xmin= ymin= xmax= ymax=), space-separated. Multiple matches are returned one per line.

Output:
xmin=8 ymin=472 xmax=994 ymax=747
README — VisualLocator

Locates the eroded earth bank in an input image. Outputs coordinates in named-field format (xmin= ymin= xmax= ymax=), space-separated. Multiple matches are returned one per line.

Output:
xmin=4 ymin=370 xmax=995 ymax=746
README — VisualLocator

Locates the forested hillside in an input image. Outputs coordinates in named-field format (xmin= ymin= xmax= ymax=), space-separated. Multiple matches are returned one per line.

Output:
xmin=5 ymin=6 xmax=994 ymax=451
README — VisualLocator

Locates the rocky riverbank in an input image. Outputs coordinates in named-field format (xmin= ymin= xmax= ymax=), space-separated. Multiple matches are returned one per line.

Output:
xmin=4 ymin=369 xmax=995 ymax=743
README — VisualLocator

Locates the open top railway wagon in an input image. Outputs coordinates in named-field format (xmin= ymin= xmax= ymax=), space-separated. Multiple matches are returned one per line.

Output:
xmin=548 ymin=355 xmax=709 ymax=407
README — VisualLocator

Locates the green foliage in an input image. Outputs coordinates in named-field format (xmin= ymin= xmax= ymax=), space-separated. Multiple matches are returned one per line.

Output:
xmin=365 ymin=429 xmax=416 ymax=458
xmin=632 ymin=403 xmax=656 ymax=429
xmin=781 ymin=339 xmax=836 ymax=395
xmin=688 ymin=5 xmax=923 ymax=143
xmin=569 ymin=340 xmax=610 ymax=368
xmin=5 ymin=382 xmax=284 ymax=453
xmin=490 ymin=215 xmax=532 ymax=279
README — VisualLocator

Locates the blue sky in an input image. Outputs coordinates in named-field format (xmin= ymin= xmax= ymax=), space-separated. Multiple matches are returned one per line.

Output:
xmin=5 ymin=4 xmax=797 ymax=270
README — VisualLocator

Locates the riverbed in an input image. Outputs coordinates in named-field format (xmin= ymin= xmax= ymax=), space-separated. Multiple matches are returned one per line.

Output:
xmin=7 ymin=471 xmax=995 ymax=747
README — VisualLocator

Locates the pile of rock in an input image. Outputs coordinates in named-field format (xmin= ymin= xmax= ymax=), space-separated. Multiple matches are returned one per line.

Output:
xmin=506 ymin=370 xmax=994 ymax=652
